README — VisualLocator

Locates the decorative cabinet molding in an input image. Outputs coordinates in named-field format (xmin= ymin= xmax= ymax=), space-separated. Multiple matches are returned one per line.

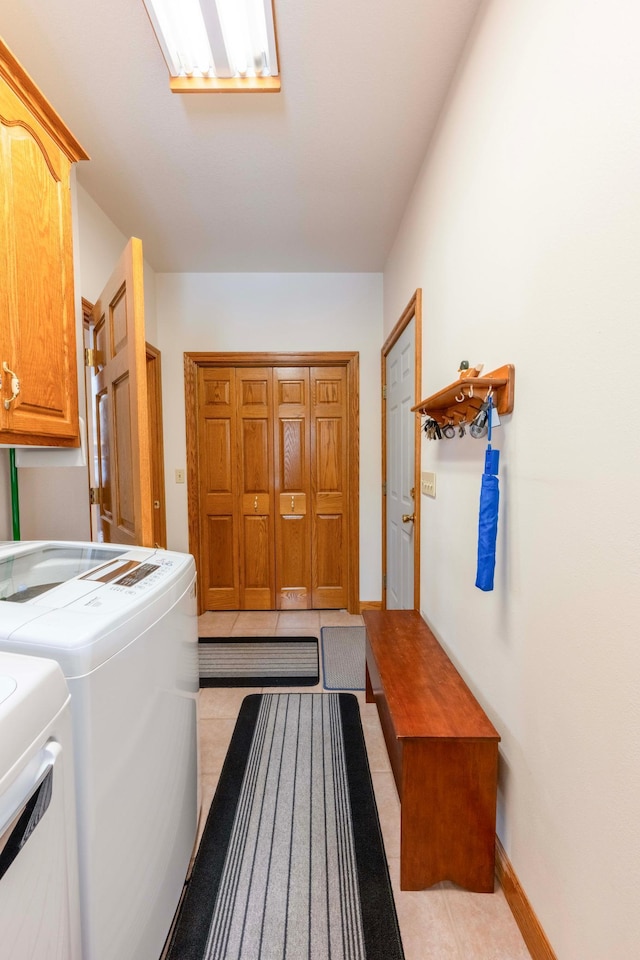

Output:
xmin=0 ymin=40 xmax=89 ymax=445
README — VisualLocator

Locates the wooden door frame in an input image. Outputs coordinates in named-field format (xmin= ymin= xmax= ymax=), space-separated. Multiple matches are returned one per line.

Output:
xmin=82 ymin=298 xmax=97 ymax=539
xmin=184 ymin=351 xmax=360 ymax=614
xmin=145 ymin=344 xmax=167 ymax=548
xmin=381 ymin=290 xmax=422 ymax=611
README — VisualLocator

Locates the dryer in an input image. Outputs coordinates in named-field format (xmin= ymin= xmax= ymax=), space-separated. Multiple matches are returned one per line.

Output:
xmin=0 ymin=541 xmax=199 ymax=960
xmin=0 ymin=651 xmax=81 ymax=959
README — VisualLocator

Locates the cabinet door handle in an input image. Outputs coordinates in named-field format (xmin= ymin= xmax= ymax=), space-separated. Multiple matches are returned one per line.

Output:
xmin=2 ymin=362 xmax=20 ymax=411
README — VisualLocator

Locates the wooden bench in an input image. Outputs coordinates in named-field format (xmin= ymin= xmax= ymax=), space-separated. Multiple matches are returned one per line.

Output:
xmin=363 ymin=609 xmax=500 ymax=892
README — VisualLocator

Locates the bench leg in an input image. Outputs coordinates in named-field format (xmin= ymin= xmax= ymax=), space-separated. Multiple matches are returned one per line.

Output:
xmin=399 ymin=738 xmax=498 ymax=892
xmin=365 ymin=663 xmax=374 ymax=703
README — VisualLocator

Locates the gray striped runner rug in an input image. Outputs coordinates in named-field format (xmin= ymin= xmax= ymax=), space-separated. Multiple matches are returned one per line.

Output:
xmin=167 ymin=693 xmax=404 ymax=960
xmin=199 ymin=637 xmax=319 ymax=687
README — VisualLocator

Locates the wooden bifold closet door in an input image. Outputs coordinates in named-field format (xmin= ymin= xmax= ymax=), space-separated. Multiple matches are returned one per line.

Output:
xmin=194 ymin=359 xmax=355 ymax=611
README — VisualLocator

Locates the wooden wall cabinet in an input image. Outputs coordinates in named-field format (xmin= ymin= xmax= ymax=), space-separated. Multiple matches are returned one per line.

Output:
xmin=0 ymin=40 xmax=88 ymax=446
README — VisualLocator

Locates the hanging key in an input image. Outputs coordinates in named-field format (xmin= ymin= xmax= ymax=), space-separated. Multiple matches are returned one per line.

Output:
xmin=470 ymin=398 xmax=490 ymax=438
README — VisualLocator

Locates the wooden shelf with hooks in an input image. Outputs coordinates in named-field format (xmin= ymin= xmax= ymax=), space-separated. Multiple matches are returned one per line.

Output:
xmin=412 ymin=364 xmax=515 ymax=426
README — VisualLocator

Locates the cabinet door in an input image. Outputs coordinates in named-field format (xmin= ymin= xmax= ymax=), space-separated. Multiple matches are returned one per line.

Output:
xmin=0 ymin=46 xmax=85 ymax=447
xmin=0 ymin=104 xmax=79 ymax=444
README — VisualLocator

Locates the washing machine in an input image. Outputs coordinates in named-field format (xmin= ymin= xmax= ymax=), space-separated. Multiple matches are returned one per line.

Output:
xmin=0 ymin=541 xmax=199 ymax=960
xmin=0 ymin=651 xmax=81 ymax=959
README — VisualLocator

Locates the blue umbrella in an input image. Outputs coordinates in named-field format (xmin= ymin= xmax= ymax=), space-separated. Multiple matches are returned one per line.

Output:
xmin=475 ymin=396 xmax=500 ymax=591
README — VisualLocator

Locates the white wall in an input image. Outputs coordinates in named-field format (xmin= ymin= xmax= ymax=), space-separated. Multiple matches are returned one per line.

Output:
xmin=383 ymin=1 xmax=640 ymax=958
xmin=76 ymin=186 xmax=158 ymax=342
xmin=155 ymin=272 xmax=383 ymax=601
xmin=76 ymin=185 xmax=129 ymax=303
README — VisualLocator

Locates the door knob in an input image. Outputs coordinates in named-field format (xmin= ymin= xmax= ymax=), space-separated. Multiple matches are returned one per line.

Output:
xmin=402 ymin=513 xmax=415 ymax=523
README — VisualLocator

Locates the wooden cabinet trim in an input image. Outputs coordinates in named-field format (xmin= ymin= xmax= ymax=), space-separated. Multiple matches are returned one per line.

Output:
xmin=0 ymin=39 xmax=89 ymax=162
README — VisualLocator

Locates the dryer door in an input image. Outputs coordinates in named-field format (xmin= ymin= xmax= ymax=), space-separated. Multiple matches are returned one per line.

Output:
xmin=0 ymin=740 xmax=81 ymax=959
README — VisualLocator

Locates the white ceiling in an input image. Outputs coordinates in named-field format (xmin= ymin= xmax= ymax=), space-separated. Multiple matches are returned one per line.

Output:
xmin=2 ymin=0 xmax=482 ymax=273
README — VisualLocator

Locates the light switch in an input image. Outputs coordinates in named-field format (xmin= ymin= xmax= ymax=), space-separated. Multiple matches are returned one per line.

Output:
xmin=175 ymin=469 xmax=185 ymax=484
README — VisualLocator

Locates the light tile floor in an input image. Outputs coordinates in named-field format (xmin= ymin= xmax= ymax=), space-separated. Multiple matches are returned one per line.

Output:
xmin=196 ymin=610 xmax=531 ymax=960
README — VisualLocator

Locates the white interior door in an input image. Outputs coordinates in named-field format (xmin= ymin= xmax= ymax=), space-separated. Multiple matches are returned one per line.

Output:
xmin=386 ymin=319 xmax=416 ymax=609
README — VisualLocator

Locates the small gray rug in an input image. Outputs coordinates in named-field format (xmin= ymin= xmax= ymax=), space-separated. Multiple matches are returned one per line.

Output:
xmin=321 ymin=626 xmax=366 ymax=690
xmin=199 ymin=637 xmax=319 ymax=687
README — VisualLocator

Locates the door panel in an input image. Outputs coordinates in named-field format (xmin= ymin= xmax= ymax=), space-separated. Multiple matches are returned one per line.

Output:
xmin=96 ymin=389 xmax=111 ymax=517
xmin=207 ymin=516 xmax=236 ymax=592
xmin=274 ymin=367 xmax=310 ymax=609
xmin=311 ymin=367 xmax=348 ymax=608
xmin=385 ymin=319 xmax=416 ymax=609
xmin=277 ymin=515 xmax=308 ymax=608
xmin=113 ymin=374 xmax=135 ymax=536
xmin=236 ymin=368 xmax=274 ymax=609
xmin=198 ymin=367 xmax=239 ymax=608
xmin=91 ymin=238 xmax=153 ymax=546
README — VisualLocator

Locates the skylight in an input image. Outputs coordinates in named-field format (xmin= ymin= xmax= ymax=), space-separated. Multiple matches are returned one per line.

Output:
xmin=142 ymin=0 xmax=280 ymax=93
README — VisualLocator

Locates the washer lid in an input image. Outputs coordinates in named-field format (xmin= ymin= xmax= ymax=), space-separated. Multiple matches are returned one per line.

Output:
xmin=0 ymin=542 xmax=127 ymax=603
xmin=0 ymin=549 xmax=195 ymax=677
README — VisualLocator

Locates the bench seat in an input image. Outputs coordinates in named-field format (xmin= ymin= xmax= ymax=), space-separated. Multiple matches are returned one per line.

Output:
xmin=363 ymin=609 xmax=500 ymax=892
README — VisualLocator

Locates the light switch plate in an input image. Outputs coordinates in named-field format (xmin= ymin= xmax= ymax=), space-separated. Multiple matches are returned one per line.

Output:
xmin=175 ymin=469 xmax=185 ymax=484
xmin=421 ymin=471 xmax=436 ymax=498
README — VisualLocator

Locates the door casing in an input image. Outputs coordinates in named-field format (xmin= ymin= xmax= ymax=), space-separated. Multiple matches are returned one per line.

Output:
xmin=145 ymin=344 xmax=167 ymax=548
xmin=185 ymin=351 xmax=360 ymax=614
xmin=381 ymin=290 xmax=422 ymax=611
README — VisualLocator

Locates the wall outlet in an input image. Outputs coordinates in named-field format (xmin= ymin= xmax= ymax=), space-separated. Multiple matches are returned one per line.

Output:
xmin=421 ymin=471 xmax=436 ymax=498
xmin=175 ymin=469 xmax=185 ymax=484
